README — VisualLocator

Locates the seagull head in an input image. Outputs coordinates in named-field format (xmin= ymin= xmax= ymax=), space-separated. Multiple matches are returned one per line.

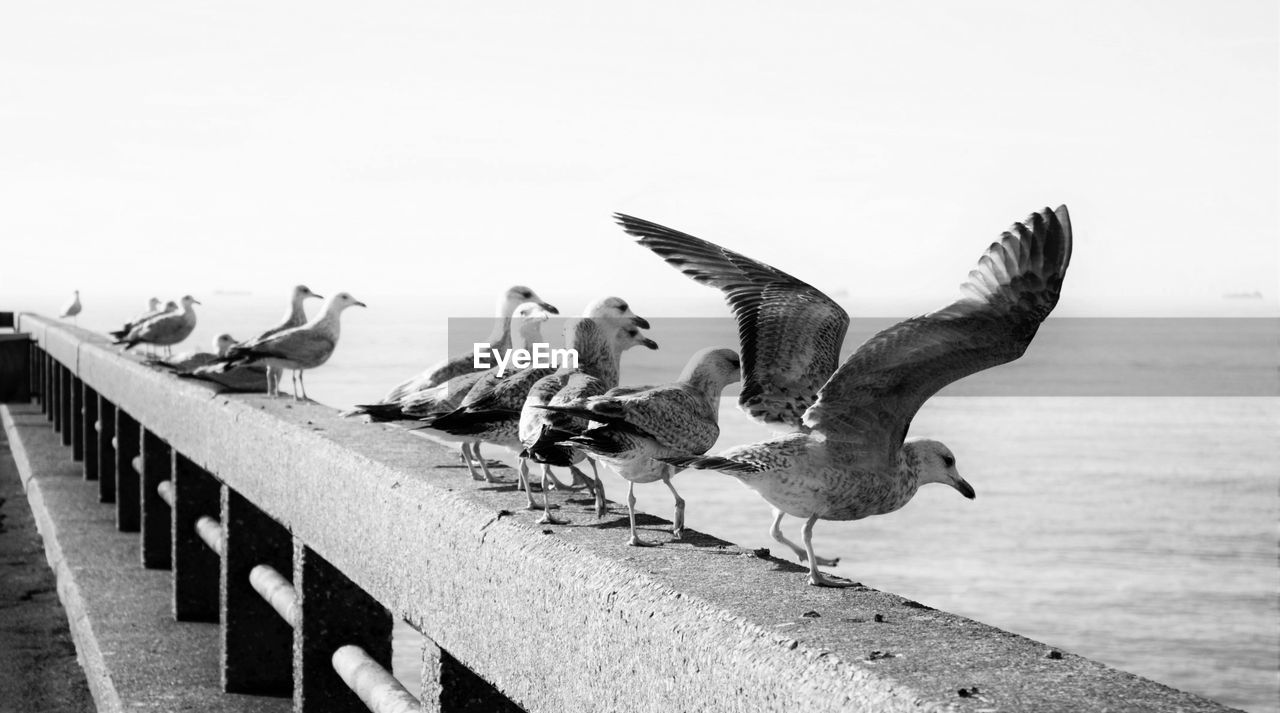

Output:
xmin=295 ymin=284 xmax=324 ymax=302
xmin=683 ymin=347 xmax=742 ymax=387
xmin=586 ymin=296 xmax=650 ymax=329
xmin=147 ymin=297 xmax=160 ymax=310
xmin=162 ymin=301 xmax=178 ymax=312
xmin=179 ymin=295 xmax=201 ymax=307
xmin=504 ymin=285 xmax=558 ymax=316
xmin=514 ymin=301 xmax=554 ymax=342
xmin=615 ymin=325 xmax=659 ymax=352
xmin=904 ymin=438 xmax=975 ymax=500
xmin=213 ymin=333 xmax=237 ymax=356
xmin=329 ymin=292 xmax=367 ymax=311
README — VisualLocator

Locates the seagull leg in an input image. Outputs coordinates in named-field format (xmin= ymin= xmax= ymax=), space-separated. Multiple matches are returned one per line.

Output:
xmin=474 ymin=443 xmax=498 ymax=483
xmin=544 ymin=467 xmax=582 ymax=491
xmin=459 ymin=443 xmax=482 ymax=481
xmin=771 ymin=509 xmax=839 ymax=566
xmin=662 ymin=471 xmax=685 ymax=539
xmin=626 ymin=481 xmax=655 ymax=547
xmin=519 ymin=459 xmax=555 ymax=510
xmin=802 ymin=515 xmax=856 ymax=588
xmin=299 ymin=370 xmax=309 ymax=401
xmin=538 ymin=466 xmax=567 ymax=525
xmin=584 ymin=458 xmax=607 ymax=518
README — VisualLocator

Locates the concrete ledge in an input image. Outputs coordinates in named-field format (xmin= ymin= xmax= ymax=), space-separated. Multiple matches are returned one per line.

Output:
xmin=2 ymin=404 xmax=290 ymax=713
xmin=18 ymin=314 xmax=1240 ymax=713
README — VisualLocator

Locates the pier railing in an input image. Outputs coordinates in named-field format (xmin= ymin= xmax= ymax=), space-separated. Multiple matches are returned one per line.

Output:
xmin=6 ymin=313 xmax=1237 ymax=713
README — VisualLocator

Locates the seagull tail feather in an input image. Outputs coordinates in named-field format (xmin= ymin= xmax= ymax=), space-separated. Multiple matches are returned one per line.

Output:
xmin=523 ymin=425 xmax=579 ymax=467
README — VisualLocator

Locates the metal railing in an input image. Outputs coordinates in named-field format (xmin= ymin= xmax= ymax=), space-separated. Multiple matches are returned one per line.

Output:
xmin=9 ymin=313 xmax=1237 ymax=713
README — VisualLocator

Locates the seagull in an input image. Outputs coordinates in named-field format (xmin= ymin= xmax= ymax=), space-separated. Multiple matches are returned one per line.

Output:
xmin=517 ymin=320 xmax=659 ymax=523
xmin=212 ymin=292 xmax=366 ymax=400
xmin=616 ymin=206 xmax=1073 ymax=587
xmin=175 ymin=334 xmax=270 ymax=393
xmin=420 ymin=299 xmax=651 ymax=515
xmin=241 ymin=285 xmax=325 ymax=397
xmin=150 ymin=333 xmax=238 ymax=372
xmin=113 ymin=295 xmax=200 ymax=356
xmin=350 ymin=301 xmax=557 ymax=481
xmin=108 ymin=297 xmax=168 ymax=342
xmin=59 ymin=290 xmax=82 ymax=323
xmin=381 ymin=285 xmax=560 ymax=403
xmin=536 ymin=347 xmax=741 ymax=545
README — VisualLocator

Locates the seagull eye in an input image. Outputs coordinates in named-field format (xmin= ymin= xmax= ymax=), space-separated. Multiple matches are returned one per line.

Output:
xmin=942 ymin=455 xmax=955 ymax=468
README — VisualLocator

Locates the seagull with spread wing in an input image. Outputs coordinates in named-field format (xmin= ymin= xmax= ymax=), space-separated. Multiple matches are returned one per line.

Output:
xmin=616 ymin=206 xmax=1072 ymax=587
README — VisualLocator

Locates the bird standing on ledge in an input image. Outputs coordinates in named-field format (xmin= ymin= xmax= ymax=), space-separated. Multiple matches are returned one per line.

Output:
xmin=617 ymin=206 xmax=1073 ymax=587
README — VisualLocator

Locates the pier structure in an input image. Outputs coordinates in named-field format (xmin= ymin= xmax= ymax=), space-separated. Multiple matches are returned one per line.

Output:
xmin=0 ymin=312 xmax=1239 ymax=712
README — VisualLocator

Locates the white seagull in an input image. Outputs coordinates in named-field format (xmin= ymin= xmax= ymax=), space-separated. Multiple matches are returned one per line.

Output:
xmin=381 ymin=285 xmax=560 ymax=403
xmin=113 ymin=295 xmax=200 ymax=356
xmin=539 ymin=347 xmax=741 ymax=546
xmin=59 ymin=290 xmax=82 ymax=323
xmin=616 ymin=206 xmax=1073 ymax=587
xmin=241 ymin=284 xmax=325 ymax=397
xmin=213 ymin=292 xmax=366 ymax=400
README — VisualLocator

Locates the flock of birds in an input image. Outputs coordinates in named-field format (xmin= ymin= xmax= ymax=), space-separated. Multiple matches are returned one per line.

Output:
xmin=64 ymin=206 xmax=1073 ymax=587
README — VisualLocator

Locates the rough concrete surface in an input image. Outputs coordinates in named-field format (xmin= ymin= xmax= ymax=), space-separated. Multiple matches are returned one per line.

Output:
xmin=0 ymin=423 xmax=94 ymax=713
xmin=3 ymin=404 xmax=290 ymax=713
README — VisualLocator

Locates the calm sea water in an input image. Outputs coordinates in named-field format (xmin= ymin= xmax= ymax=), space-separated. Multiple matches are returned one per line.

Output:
xmin=27 ymin=293 xmax=1278 ymax=712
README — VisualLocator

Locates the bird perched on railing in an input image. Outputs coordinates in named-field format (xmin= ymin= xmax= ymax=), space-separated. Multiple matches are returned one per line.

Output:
xmin=616 ymin=206 xmax=1073 ymax=587
xmin=108 ymin=298 xmax=165 ymax=342
xmin=150 ymin=333 xmax=238 ymax=372
xmin=536 ymin=346 xmax=741 ymax=546
xmin=516 ymin=318 xmax=659 ymax=522
xmin=237 ymin=284 xmax=325 ymax=395
xmin=419 ymin=298 xmax=651 ymax=517
xmin=59 ymin=290 xmax=82 ymax=324
xmin=112 ymin=295 xmax=200 ymax=357
xmin=379 ymin=285 xmax=559 ymax=403
xmin=347 ymin=301 xmax=556 ymax=482
xmin=173 ymin=334 xmax=271 ymax=393
xmin=210 ymin=292 xmax=366 ymax=400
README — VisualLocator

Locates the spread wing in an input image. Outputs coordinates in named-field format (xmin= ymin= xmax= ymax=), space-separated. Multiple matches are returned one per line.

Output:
xmin=615 ymin=213 xmax=847 ymax=429
xmin=804 ymin=206 xmax=1073 ymax=449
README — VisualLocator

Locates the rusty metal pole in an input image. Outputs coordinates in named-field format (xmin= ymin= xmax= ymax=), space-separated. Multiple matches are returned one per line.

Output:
xmin=97 ymin=395 xmax=116 ymax=503
xmin=115 ymin=408 xmax=140 ymax=532
xmin=171 ymin=452 xmax=220 ymax=622
xmin=82 ymin=384 xmax=98 ymax=480
xmin=221 ymin=487 xmax=293 ymax=696
xmin=293 ymin=543 xmax=393 ymax=713
xmin=139 ymin=428 xmax=171 ymax=569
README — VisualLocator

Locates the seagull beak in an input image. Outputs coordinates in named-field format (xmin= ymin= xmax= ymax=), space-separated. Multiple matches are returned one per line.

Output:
xmin=310 ymin=292 xmax=325 ymax=300
xmin=538 ymin=301 xmax=559 ymax=315
xmin=641 ymin=337 xmax=659 ymax=350
xmin=952 ymin=475 xmax=976 ymax=500
xmin=354 ymin=300 xmax=367 ymax=308
xmin=192 ymin=299 xmax=202 ymax=305
xmin=631 ymin=315 xmax=651 ymax=329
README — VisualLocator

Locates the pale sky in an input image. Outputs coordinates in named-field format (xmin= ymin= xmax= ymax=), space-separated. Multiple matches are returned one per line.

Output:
xmin=2 ymin=1 xmax=1276 ymax=316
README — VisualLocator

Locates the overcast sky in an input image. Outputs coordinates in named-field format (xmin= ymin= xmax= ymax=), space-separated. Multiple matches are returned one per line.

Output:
xmin=2 ymin=1 xmax=1276 ymax=316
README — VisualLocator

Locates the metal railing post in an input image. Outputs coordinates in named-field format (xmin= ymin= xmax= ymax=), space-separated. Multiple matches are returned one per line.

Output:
xmin=97 ymin=395 xmax=116 ymax=503
xmin=46 ymin=354 xmax=56 ymax=423
xmin=171 ymin=452 xmax=220 ymax=622
xmin=220 ymin=487 xmax=294 ymax=696
xmin=70 ymin=374 xmax=83 ymax=459
xmin=82 ymin=385 xmax=99 ymax=480
xmin=115 ymin=408 xmax=140 ymax=532
xmin=293 ymin=543 xmax=394 ymax=713
xmin=140 ymin=428 xmax=171 ymax=569
xmin=59 ymin=364 xmax=72 ymax=445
